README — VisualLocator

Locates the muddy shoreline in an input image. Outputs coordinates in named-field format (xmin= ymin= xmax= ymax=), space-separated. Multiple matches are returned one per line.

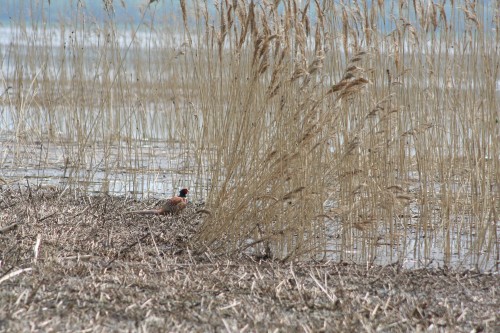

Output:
xmin=0 ymin=187 xmax=498 ymax=332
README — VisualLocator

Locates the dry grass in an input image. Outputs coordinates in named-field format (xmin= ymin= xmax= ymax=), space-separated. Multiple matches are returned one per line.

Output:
xmin=0 ymin=1 xmax=498 ymax=264
xmin=181 ymin=0 xmax=499 ymax=262
xmin=0 ymin=187 xmax=498 ymax=332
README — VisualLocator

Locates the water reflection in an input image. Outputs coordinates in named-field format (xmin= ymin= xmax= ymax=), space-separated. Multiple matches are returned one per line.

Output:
xmin=0 ymin=136 xmax=201 ymax=198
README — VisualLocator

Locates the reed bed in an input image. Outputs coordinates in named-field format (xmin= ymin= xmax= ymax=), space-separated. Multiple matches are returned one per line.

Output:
xmin=178 ymin=0 xmax=499 ymax=265
xmin=0 ymin=0 xmax=498 ymax=266
xmin=0 ymin=187 xmax=498 ymax=332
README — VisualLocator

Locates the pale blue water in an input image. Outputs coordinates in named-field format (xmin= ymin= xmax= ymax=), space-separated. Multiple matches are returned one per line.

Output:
xmin=0 ymin=0 xmax=175 ymax=25
xmin=1 ymin=0 xmax=497 ymax=31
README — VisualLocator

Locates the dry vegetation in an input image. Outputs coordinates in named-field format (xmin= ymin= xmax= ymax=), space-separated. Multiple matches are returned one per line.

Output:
xmin=183 ymin=0 xmax=500 ymax=263
xmin=0 ymin=187 xmax=498 ymax=332
xmin=0 ymin=0 xmax=499 ymax=330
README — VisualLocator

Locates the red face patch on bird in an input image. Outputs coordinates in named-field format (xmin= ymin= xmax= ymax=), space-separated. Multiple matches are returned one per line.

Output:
xmin=179 ymin=188 xmax=189 ymax=197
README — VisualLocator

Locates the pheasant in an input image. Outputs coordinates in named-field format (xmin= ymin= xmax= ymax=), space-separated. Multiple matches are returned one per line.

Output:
xmin=128 ymin=189 xmax=189 ymax=215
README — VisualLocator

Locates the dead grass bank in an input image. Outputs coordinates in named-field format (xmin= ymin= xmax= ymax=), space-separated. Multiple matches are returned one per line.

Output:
xmin=0 ymin=187 xmax=498 ymax=332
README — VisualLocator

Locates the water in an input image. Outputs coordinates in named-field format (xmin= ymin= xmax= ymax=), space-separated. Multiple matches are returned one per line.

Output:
xmin=0 ymin=136 xmax=201 ymax=198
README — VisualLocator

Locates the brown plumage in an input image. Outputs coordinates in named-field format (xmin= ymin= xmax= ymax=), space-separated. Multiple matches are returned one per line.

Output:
xmin=128 ymin=189 xmax=189 ymax=215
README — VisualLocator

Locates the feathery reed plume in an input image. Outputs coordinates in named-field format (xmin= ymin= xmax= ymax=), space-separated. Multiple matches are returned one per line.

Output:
xmin=342 ymin=8 xmax=349 ymax=59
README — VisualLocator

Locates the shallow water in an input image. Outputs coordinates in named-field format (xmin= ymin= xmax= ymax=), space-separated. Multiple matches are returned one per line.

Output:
xmin=0 ymin=136 xmax=201 ymax=198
